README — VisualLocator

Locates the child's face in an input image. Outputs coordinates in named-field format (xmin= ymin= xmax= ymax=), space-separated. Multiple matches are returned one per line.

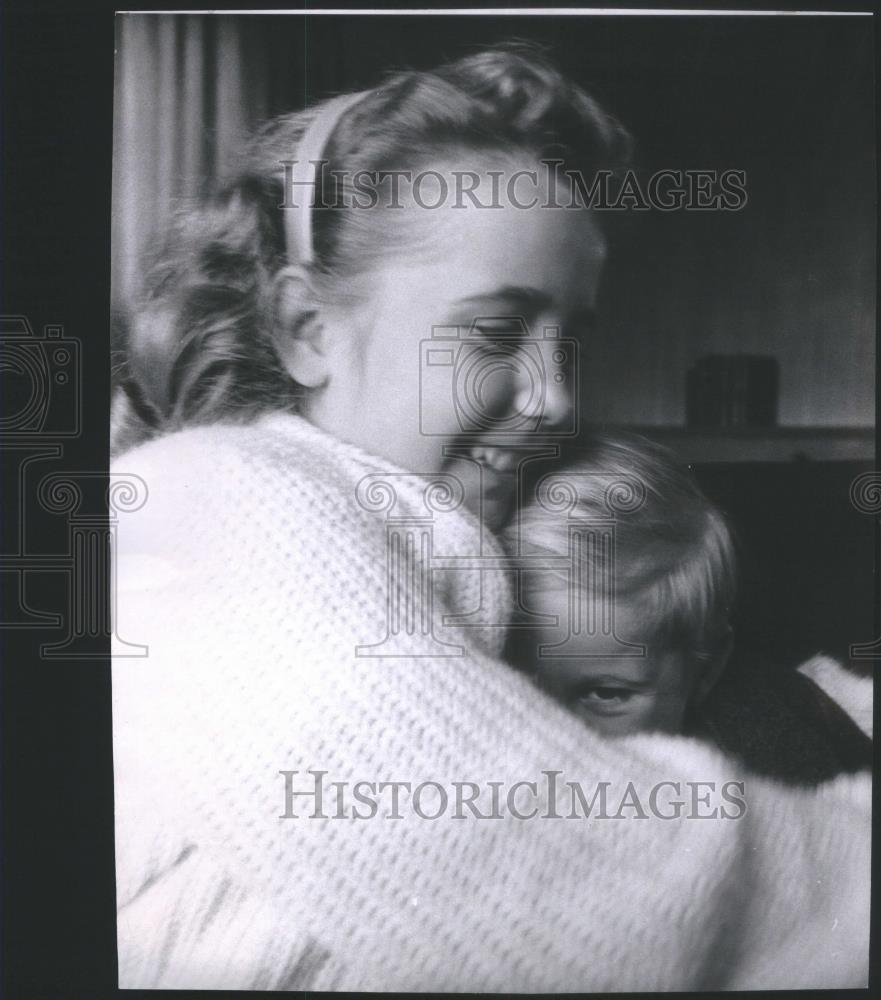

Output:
xmin=525 ymin=581 xmax=699 ymax=736
xmin=305 ymin=157 xmax=606 ymax=530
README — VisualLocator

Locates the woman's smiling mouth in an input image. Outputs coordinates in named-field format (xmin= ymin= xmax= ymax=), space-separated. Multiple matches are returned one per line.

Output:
xmin=469 ymin=444 xmax=518 ymax=474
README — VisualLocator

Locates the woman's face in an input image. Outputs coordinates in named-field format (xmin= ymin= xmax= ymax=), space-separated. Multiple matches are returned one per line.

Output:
xmin=305 ymin=159 xmax=607 ymax=531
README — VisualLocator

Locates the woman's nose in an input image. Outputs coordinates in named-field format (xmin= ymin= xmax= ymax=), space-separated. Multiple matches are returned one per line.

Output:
xmin=513 ymin=344 xmax=576 ymax=432
xmin=541 ymin=362 xmax=576 ymax=430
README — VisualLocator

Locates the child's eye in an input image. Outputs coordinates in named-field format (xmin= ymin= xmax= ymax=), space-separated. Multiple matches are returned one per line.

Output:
xmin=583 ymin=686 xmax=632 ymax=702
xmin=576 ymin=687 xmax=635 ymax=712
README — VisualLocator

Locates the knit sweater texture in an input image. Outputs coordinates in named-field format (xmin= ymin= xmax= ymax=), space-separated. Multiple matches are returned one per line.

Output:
xmin=112 ymin=412 xmax=871 ymax=991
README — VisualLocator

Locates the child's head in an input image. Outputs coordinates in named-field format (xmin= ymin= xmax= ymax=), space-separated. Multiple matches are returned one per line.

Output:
xmin=117 ymin=45 xmax=630 ymax=528
xmin=507 ymin=434 xmax=735 ymax=736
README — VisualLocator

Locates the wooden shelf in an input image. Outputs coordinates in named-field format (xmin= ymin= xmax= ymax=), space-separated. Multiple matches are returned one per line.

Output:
xmin=596 ymin=426 xmax=875 ymax=464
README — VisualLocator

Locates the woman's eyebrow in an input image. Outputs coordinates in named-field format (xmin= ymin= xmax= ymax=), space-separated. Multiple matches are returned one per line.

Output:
xmin=571 ymin=673 xmax=653 ymax=689
xmin=456 ymin=287 xmax=597 ymax=328
xmin=455 ymin=286 xmax=553 ymax=312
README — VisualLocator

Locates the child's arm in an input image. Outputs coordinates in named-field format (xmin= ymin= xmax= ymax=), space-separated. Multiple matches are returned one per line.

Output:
xmin=694 ymin=650 xmax=872 ymax=783
xmin=797 ymin=653 xmax=873 ymax=739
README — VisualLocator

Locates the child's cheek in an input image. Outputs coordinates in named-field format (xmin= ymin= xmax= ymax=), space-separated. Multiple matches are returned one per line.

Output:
xmin=577 ymin=710 xmax=641 ymax=738
xmin=646 ymin=691 xmax=691 ymax=734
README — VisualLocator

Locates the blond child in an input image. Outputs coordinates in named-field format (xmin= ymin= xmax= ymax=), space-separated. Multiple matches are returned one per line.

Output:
xmin=507 ymin=434 xmax=735 ymax=736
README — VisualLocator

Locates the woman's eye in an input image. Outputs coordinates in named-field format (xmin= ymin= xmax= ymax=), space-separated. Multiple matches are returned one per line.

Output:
xmin=472 ymin=322 xmax=526 ymax=348
xmin=474 ymin=322 xmax=522 ymax=334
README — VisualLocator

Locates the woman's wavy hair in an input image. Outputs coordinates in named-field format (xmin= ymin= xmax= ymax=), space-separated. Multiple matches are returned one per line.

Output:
xmin=112 ymin=42 xmax=631 ymax=455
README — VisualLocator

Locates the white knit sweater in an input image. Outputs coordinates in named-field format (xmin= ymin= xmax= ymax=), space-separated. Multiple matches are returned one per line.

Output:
xmin=112 ymin=412 xmax=870 ymax=991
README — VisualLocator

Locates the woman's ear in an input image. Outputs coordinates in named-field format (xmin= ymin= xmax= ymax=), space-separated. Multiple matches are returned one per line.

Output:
xmin=271 ymin=265 xmax=329 ymax=388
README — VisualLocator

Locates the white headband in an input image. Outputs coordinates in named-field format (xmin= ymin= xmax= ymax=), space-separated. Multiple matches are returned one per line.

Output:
xmin=283 ymin=90 xmax=371 ymax=266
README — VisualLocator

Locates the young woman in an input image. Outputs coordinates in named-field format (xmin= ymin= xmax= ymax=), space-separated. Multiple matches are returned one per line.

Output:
xmin=111 ymin=46 xmax=869 ymax=990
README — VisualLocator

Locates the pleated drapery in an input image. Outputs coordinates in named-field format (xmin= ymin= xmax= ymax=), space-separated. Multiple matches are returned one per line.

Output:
xmin=111 ymin=15 xmax=270 ymax=316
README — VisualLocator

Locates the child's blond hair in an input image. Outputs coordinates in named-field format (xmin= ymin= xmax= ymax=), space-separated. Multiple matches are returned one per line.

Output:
xmin=507 ymin=433 xmax=736 ymax=663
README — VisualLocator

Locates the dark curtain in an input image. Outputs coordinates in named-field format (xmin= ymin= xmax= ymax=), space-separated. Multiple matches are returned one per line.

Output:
xmin=112 ymin=15 xmax=271 ymax=314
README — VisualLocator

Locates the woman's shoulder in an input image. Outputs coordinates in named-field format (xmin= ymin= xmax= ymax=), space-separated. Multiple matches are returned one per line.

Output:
xmin=110 ymin=413 xmax=332 ymax=502
xmin=112 ymin=412 xmax=304 ymax=471
xmin=110 ymin=414 xmax=329 ymax=555
xmin=110 ymin=413 xmax=367 ymax=652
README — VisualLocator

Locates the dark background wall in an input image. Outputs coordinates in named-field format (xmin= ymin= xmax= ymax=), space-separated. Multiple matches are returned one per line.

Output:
xmin=693 ymin=460 xmax=875 ymax=667
xmin=114 ymin=13 xmax=875 ymax=428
